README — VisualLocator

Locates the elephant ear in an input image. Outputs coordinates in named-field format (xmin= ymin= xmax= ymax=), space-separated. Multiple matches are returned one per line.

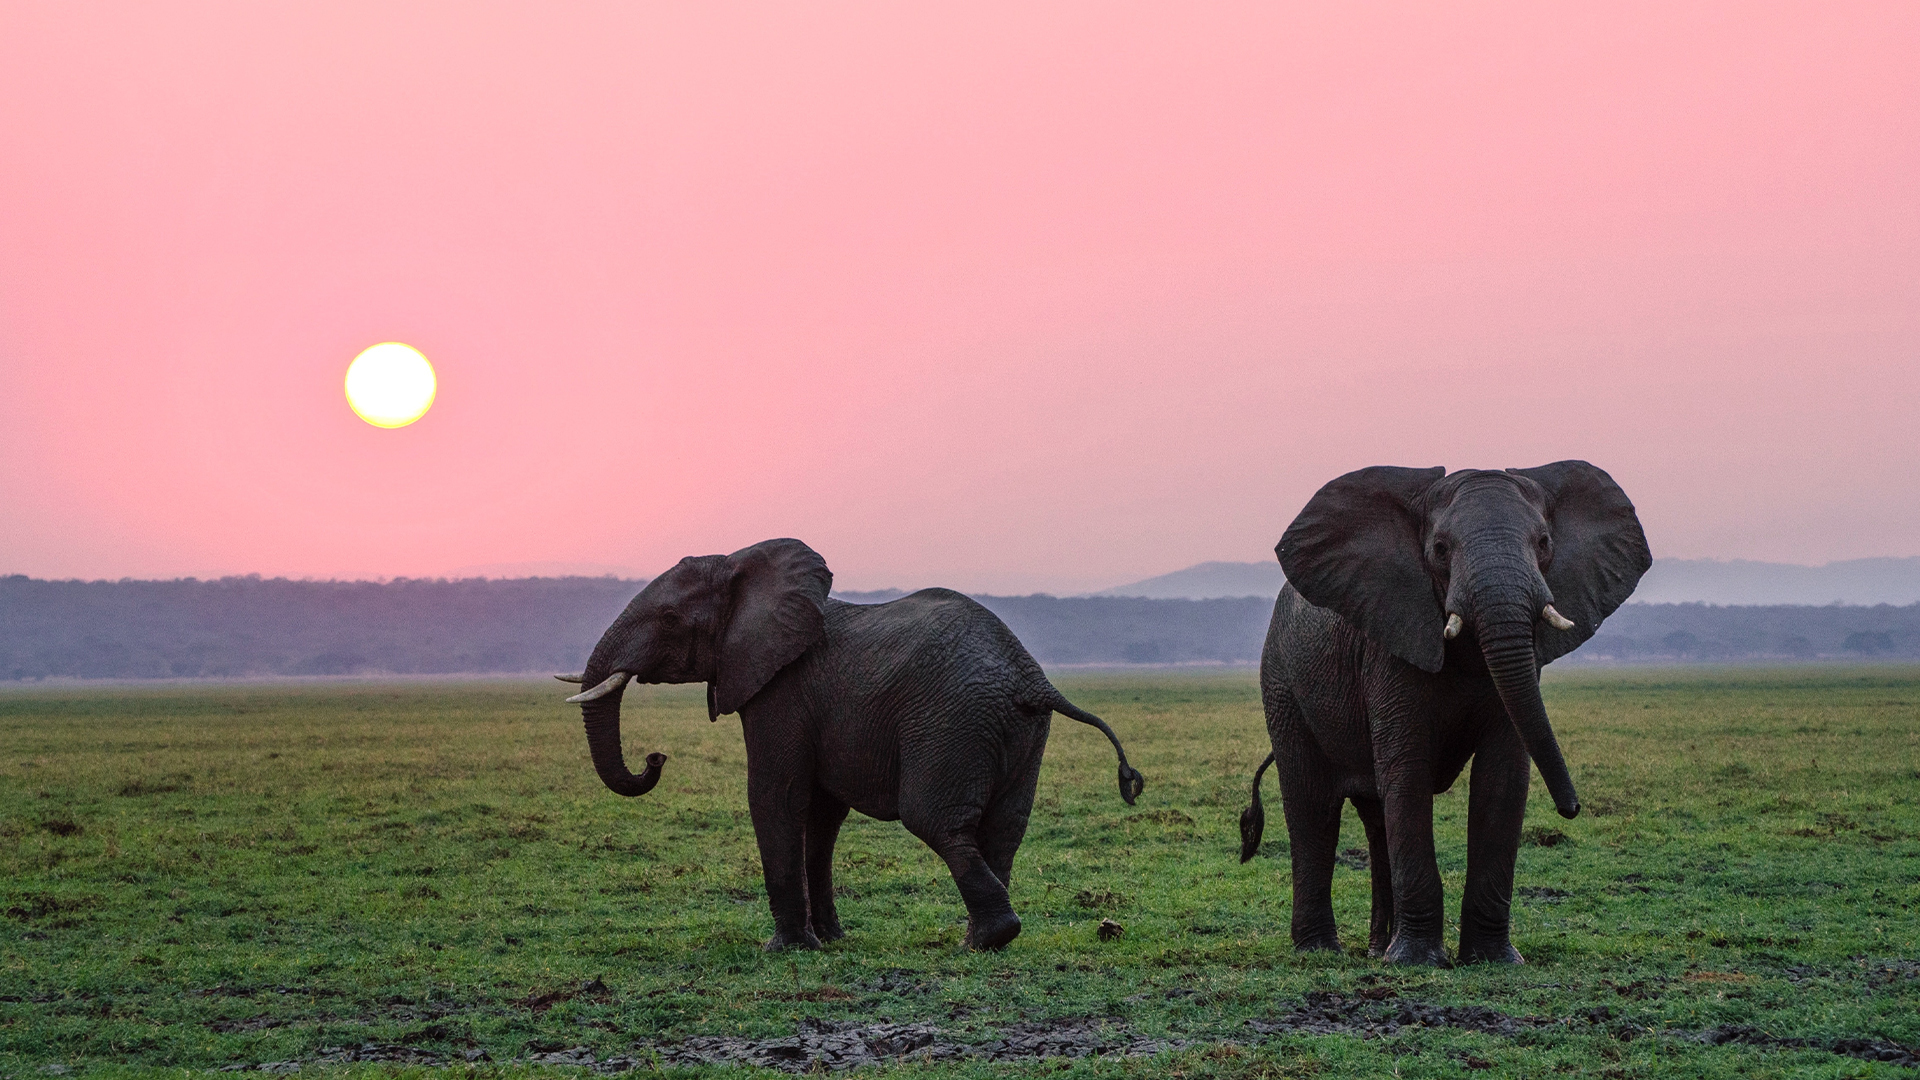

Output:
xmin=713 ymin=538 xmax=833 ymax=716
xmin=1508 ymin=461 xmax=1652 ymax=664
xmin=1277 ymin=465 xmax=1448 ymax=673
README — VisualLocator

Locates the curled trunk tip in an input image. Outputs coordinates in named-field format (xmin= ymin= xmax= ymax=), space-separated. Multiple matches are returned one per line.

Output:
xmin=580 ymin=683 xmax=666 ymax=797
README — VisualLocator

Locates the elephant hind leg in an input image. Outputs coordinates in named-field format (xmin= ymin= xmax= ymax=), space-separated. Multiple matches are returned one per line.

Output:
xmin=1281 ymin=785 xmax=1344 ymax=953
xmin=1352 ymin=796 xmax=1394 ymax=958
xmin=1270 ymin=690 xmax=1343 ymax=953
xmin=806 ymin=794 xmax=850 ymax=943
xmin=902 ymin=796 xmax=1019 ymax=951
xmin=979 ymin=734 xmax=1045 ymax=889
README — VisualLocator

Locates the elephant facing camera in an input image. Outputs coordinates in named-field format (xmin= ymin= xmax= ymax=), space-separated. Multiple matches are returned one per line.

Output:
xmin=1242 ymin=461 xmax=1650 ymax=966
xmin=560 ymin=537 xmax=1144 ymax=953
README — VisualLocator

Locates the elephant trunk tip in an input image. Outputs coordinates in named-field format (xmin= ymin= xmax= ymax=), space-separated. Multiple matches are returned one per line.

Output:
xmin=1556 ymin=796 xmax=1581 ymax=820
xmin=604 ymin=751 xmax=667 ymax=798
xmin=1117 ymin=765 xmax=1145 ymax=806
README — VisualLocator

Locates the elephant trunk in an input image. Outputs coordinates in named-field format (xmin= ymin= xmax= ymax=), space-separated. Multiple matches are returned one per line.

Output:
xmin=1477 ymin=604 xmax=1581 ymax=819
xmin=579 ymin=677 xmax=666 ymax=797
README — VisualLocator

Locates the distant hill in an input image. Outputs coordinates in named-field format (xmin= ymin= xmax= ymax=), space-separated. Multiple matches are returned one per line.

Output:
xmin=5 ymin=574 xmax=1919 ymax=680
xmin=1094 ymin=556 xmax=1920 ymax=606
xmin=1631 ymin=557 xmax=1920 ymax=606
xmin=1577 ymin=603 xmax=1920 ymax=662
xmin=0 ymin=575 xmax=645 ymax=680
xmin=1090 ymin=561 xmax=1286 ymax=600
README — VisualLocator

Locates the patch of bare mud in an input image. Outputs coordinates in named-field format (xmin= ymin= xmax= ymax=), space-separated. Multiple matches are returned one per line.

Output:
xmin=214 ymin=1017 xmax=1184 ymax=1074
xmin=1693 ymin=1026 xmax=1918 ymax=1068
xmin=1245 ymin=991 xmax=1919 ymax=1070
xmin=220 ymin=1043 xmax=482 ymax=1072
xmin=205 ymin=987 xmax=1920 ymax=1074
xmin=1246 ymin=990 xmax=1548 ymax=1040
xmin=654 ymin=1016 xmax=1186 ymax=1073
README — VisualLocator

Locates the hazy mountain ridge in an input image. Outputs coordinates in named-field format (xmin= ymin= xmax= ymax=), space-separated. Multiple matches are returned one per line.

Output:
xmin=0 ymin=575 xmax=645 ymax=680
xmin=1093 ymin=556 xmax=1920 ymax=606
xmin=1089 ymin=561 xmax=1286 ymax=600
xmin=8 ymin=574 xmax=1920 ymax=679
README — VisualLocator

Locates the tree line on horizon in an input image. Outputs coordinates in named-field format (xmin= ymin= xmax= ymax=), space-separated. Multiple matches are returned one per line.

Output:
xmin=2 ymin=574 xmax=1916 ymax=681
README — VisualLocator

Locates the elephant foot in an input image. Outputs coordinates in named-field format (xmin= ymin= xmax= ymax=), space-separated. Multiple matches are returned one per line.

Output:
xmin=1382 ymin=934 xmax=1452 ymax=968
xmin=1292 ymin=935 xmax=1343 ymax=955
xmin=811 ymin=919 xmax=845 ymax=943
xmin=763 ymin=927 xmax=822 ymax=952
xmin=965 ymin=910 xmax=1021 ymax=951
xmin=1458 ymin=939 xmax=1525 ymax=965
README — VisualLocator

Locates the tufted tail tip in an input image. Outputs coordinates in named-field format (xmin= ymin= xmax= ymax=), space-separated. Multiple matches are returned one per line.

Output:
xmin=1239 ymin=802 xmax=1265 ymax=863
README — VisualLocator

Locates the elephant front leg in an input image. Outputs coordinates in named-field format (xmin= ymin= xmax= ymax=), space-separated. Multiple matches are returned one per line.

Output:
xmin=1374 ymin=777 xmax=1449 ymax=967
xmin=1352 ymin=796 xmax=1395 ymax=958
xmin=746 ymin=769 xmax=820 ymax=951
xmin=805 ymin=796 xmax=850 ymax=943
xmin=1458 ymin=729 xmax=1530 ymax=964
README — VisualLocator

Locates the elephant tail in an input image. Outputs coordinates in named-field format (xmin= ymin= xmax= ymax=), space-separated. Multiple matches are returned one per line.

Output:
xmin=1050 ymin=696 xmax=1146 ymax=806
xmin=1239 ymin=751 xmax=1275 ymax=864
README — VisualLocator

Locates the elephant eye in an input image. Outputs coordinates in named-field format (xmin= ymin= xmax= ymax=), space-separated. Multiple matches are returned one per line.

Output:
xmin=1431 ymin=540 xmax=1449 ymax=562
xmin=659 ymin=608 xmax=682 ymax=627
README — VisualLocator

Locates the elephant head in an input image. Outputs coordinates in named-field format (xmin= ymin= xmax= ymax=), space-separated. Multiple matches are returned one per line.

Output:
xmin=559 ymin=538 xmax=833 ymax=797
xmin=1276 ymin=462 xmax=1651 ymax=819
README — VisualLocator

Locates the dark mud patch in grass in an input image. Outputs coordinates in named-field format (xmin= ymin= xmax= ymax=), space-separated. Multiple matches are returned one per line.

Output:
xmin=215 ymin=1017 xmax=1190 ymax=1074
xmin=1245 ymin=991 xmax=1920 ymax=1070
xmin=1247 ymin=990 xmax=1549 ymax=1040
xmin=521 ymin=976 xmax=610 ymax=1013
xmin=655 ymin=1016 xmax=1188 ymax=1073
xmin=220 ymin=1043 xmax=472 ymax=1072
xmin=1693 ymin=1026 xmax=1919 ymax=1068
xmin=203 ymin=995 xmax=1920 ymax=1075
xmin=206 ymin=1016 xmax=290 ymax=1034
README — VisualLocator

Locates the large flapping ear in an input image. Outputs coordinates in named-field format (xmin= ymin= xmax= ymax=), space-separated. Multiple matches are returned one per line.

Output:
xmin=1508 ymin=461 xmax=1652 ymax=664
xmin=712 ymin=538 xmax=833 ymax=715
xmin=1277 ymin=466 xmax=1448 ymax=672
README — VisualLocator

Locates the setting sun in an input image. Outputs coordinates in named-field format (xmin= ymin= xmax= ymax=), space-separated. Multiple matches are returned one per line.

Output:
xmin=344 ymin=342 xmax=436 ymax=428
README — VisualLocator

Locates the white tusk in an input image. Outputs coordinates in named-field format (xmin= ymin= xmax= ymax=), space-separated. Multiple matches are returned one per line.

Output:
xmin=553 ymin=673 xmax=585 ymax=684
xmin=565 ymin=671 xmax=631 ymax=703
xmin=1444 ymin=613 xmax=1463 ymax=640
xmin=1542 ymin=604 xmax=1576 ymax=631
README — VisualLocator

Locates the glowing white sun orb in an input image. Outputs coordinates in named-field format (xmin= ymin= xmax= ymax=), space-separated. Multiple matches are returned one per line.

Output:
xmin=344 ymin=342 xmax=436 ymax=428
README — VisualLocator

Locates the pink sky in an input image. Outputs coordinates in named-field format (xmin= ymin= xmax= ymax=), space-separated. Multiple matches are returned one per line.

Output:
xmin=3 ymin=3 xmax=1917 ymax=593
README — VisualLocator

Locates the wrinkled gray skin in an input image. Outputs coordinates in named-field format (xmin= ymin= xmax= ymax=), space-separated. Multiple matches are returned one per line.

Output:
xmin=570 ymin=538 xmax=1144 ymax=952
xmin=1239 ymin=462 xmax=1650 ymax=966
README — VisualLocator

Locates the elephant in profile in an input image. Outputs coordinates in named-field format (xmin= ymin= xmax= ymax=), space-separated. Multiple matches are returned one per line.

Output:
xmin=1240 ymin=462 xmax=1650 ymax=965
xmin=560 ymin=538 xmax=1144 ymax=951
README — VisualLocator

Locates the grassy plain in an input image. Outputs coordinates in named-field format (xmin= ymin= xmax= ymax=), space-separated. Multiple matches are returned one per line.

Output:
xmin=1 ymin=667 xmax=1916 ymax=1078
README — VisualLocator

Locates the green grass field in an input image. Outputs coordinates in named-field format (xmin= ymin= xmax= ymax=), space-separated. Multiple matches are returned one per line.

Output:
xmin=2 ymin=668 xmax=1916 ymax=1078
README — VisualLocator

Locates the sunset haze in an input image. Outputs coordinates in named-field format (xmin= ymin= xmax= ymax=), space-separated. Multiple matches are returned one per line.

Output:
xmin=3 ymin=2 xmax=1916 ymax=593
